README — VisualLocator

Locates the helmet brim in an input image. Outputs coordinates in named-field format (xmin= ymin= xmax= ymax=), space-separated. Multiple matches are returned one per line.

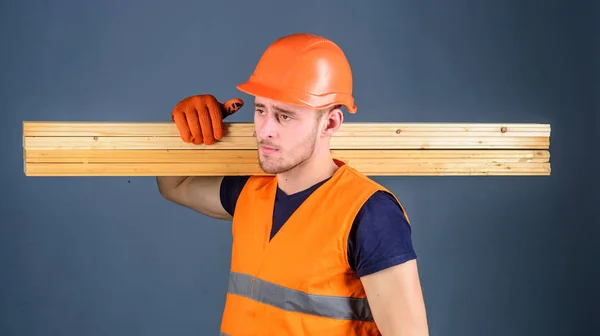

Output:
xmin=236 ymin=80 xmax=357 ymax=113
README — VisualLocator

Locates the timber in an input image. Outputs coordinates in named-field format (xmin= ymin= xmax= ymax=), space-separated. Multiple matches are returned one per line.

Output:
xmin=22 ymin=121 xmax=551 ymax=176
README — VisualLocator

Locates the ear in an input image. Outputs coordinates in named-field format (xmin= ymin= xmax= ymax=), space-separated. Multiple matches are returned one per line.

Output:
xmin=321 ymin=107 xmax=343 ymax=137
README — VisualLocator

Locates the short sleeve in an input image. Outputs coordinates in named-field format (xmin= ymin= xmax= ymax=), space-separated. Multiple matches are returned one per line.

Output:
xmin=348 ymin=191 xmax=417 ymax=278
xmin=219 ymin=176 xmax=251 ymax=216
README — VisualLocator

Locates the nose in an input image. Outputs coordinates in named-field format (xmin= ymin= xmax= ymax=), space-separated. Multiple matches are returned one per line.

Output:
xmin=255 ymin=113 xmax=278 ymax=140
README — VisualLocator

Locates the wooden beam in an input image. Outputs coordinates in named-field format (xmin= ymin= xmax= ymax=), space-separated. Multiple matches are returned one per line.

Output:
xmin=22 ymin=121 xmax=551 ymax=176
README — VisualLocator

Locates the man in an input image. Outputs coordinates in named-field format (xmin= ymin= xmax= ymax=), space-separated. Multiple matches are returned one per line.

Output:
xmin=157 ymin=33 xmax=429 ymax=335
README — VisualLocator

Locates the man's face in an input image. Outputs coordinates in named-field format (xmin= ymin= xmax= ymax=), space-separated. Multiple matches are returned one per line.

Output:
xmin=253 ymin=97 xmax=325 ymax=174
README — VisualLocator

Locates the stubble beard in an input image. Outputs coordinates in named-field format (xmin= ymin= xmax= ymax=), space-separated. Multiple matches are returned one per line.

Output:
xmin=257 ymin=127 xmax=319 ymax=175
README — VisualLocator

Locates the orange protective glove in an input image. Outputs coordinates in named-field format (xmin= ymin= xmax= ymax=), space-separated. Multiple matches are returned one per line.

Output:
xmin=171 ymin=94 xmax=244 ymax=145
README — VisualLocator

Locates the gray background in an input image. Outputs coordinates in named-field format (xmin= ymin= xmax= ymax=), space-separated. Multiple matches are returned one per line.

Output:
xmin=1 ymin=0 xmax=598 ymax=335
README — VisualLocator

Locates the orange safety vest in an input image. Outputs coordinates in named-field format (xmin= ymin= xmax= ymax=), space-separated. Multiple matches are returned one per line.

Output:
xmin=219 ymin=159 xmax=407 ymax=335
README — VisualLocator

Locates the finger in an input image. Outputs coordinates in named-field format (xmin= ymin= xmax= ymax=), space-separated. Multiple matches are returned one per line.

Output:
xmin=171 ymin=109 xmax=192 ymax=143
xmin=185 ymin=103 xmax=204 ymax=145
xmin=194 ymin=101 xmax=215 ymax=145
xmin=220 ymin=98 xmax=244 ymax=118
xmin=207 ymin=98 xmax=225 ymax=140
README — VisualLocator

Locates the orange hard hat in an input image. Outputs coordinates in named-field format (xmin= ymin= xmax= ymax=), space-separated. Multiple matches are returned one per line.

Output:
xmin=236 ymin=33 xmax=357 ymax=113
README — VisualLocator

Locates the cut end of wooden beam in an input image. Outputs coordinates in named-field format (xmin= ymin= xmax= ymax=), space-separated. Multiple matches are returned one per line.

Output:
xmin=22 ymin=121 xmax=551 ymax=177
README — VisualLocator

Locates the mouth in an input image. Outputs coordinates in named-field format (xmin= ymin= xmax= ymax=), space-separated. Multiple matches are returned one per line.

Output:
xmin=259 ymin=145 xmax=278 ymax=155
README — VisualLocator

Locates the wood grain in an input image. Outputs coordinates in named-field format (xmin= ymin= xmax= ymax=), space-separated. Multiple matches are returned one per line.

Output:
xmin=22 ymin=121 xmax=551 ymax=176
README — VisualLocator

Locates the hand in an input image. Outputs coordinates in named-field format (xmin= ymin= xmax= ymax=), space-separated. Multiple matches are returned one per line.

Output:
xmin=171 ymin=94 xmax=244 ymax=145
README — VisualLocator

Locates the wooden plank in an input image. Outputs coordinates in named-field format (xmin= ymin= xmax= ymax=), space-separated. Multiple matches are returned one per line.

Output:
xmin=23 ymin=121 xmax=551 ymax=137
xmin=22 ymin=121 xmax=552 ymax=176
xmin=24 ymin=162 xmax=551 ymax=176
xmin=23 ymin=135 xmax=550 ymax=150
xmin=24 ymin=149 xmax=550 ymax=164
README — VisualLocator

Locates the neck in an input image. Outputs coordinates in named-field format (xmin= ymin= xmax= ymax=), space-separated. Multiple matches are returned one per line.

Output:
xmin=276 ymin=147 xmax=339 ymax=195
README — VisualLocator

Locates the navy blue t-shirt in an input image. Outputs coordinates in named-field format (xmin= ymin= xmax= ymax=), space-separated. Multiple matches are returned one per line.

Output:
xmin=219 ymin=175 xmax=417 ymax=278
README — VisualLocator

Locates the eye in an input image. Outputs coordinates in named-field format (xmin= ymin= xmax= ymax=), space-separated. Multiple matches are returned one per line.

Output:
xmin=280 ymin=114 xmax=291 ymax=121
xmin=255 ymin=109 xmax=266 ymax=115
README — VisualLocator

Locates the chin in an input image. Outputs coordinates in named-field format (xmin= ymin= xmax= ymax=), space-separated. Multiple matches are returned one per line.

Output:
xmin=259 ymin=161 xmax=281 ymax=174
xmin=259 ymin=156 xmax=289 ymax=174
xmin=260 ymin=157 xmax=310 ymax=175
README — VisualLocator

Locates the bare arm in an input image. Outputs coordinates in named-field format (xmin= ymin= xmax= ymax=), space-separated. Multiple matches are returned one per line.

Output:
xmin=156 ymin=176 xmax=232 ymax=220
xmin=361 ymin=260 xmax=429 ymax=336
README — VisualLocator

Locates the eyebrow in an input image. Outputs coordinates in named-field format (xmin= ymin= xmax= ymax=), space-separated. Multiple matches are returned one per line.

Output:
xmin=254 ymin=103 xmax=298 ymax=116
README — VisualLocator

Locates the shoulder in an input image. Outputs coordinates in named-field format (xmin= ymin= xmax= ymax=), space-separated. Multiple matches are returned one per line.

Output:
xmin=348 ymin=190 xmax=417 ymax=278
xmin=364 ymin=189 xmax=406 ymax=213
xmin=356 ymin=189 xmax=409 ymax=224
xmin=219 ymin=176 xmax=251 ymax=216
xmin=341 ymin=166 xmax=402 ymax=206
xmin=221 ymin=175 xmax=251 ymax=190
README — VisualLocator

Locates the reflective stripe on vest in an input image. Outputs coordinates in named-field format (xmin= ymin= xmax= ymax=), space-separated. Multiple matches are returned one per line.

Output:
xmin=227 ymin=271 xmax=374 ymax=322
